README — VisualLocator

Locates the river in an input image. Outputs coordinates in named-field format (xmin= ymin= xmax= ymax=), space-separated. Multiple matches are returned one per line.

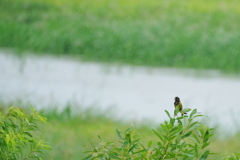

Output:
xmin=1 ymin=50 xmax=240 ymax=135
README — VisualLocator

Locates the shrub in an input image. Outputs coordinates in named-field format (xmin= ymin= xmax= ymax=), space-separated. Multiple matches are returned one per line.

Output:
xmin=0 ymin=106 xmax=51 ymax=160
xmin=84 ymin=109 xmax=214 ymax=159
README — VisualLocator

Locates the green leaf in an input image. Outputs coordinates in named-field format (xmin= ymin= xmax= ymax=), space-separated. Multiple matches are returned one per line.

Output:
xmin=192 ymin=133 xmax=200 ymax=143
xmin=193 ymin=115 xmax=203 ymax=118
xmin=157 ymin=142 xmax=163 ymax=148
xmin=177 ymin=118 xmax=183 ymax=125
xmin=181 ymin=131 xmax=192 ymax=139
xmin=190 ymin=109 xmax=197 ymax=118
xmin=203 ymin=130 xmax=209 ymax=142
xmin=132 ymin=138 xmax=141 ymax=144
xmin=189 ymin=121 xmax=199 ymax=129
xmin=194 ymin=143 xmax=199 ymax=157
xmin=160 ymin=124 xmax=169 ymax=133
xmin=200 ymin=150 xmax=209 ymax=160
xmin=170 ymin=118 xmax=175 ymax=126
xmin=134 ymin=149 xmax=147 ymax=154
xmin=174 ymin=106 xmax=180 ymax=116
xmin=179 ymin=142 xmax=186 ymax=149
xmin=165 ymin=110 xmax=172 ymax=119
xmin=36 ymin=114 xmax=48 ymax=124
xmin=198 ymin=128 xmax=204 ymax=137
xmin=5 ymin=134 xmax=10 ymax=146
xmin=176 ymin=116 xmax=184 ymax=120
xmin=187 ymin=144 xmax=195 ymax=149
xmin=109 ymin=155 xmax=121 ymax=159
xmin=128 ymin=144 xmax=137 ymax=152
xmin=182 ymin=108 xmax=191 ymax=113
xmin=169 ymin=135 xmax=177 ymax=141
xmin=170 ymin=126 xmax=180 ymax=134
xmin=202 ymin=142 xmax=210 ymax=149
xmin=123 ymin=141 xmax=129 ymax=149
xmin=148 ymin=141 xmax=152 ymax=148
xmin=125 ymin=128 xmax=132 ymax=133
xmin=97 ymin=135 xmax=101 ymax=139
xmin=125 ymin=133 xmax=131 ymax=144
xmin=23 ymin=132 xmax=33 ymax=137
xmin=116 ymin=129 xmax=123 ymax=141
xmin=152 ymin=129 xmax=163 ymax=141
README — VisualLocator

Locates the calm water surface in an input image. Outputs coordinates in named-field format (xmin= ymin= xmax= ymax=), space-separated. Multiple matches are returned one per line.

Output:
xmin=1 ymin=50 xmax=240 ymax=134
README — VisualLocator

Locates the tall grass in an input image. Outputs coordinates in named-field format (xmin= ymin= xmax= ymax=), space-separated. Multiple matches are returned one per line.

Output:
xmin=0 ymin=0 xmax=240 ymax=73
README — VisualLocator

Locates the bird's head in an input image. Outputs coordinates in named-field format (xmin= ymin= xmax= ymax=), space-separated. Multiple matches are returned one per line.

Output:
xmin=174 ymin=97 xmax=180 ymax=101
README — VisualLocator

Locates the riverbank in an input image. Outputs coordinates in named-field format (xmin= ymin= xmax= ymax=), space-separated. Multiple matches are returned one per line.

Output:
xmin=1 ymin=51 xmax=240 ymax=135
xmin=1 ymin=0 xmax=240 ymax=73
xmin=1 ymin=102 xmax=239 ymax=159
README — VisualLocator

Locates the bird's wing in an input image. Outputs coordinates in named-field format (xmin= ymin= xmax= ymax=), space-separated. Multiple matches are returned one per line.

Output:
xmin=179 ymin=102 xmax=183 ymax=110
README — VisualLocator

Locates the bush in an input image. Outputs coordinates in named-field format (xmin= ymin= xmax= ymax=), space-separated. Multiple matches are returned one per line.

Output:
xmin=0 ymin=106 xmax=51 ymax=160
xmin=84 ymin=109 xmax=216 ymax=159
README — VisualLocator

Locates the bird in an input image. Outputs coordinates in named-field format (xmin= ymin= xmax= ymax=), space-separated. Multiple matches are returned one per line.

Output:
xmin=174 ymin=97 xmax=187 ymax=116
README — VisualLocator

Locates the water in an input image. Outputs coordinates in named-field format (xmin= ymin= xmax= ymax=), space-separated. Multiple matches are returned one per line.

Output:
xmin=1 ymin=50 xmax=240 ymax=134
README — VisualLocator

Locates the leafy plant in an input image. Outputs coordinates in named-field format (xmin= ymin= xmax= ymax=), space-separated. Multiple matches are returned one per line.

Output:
xmin=0 ymin=106 xmax=51 ymax=160
xmin=222 ymin=153 xmax=240 ymax=160
xmin=84 ymin=108 xmax=214 ymax=160
xmin=152 ymin=109 xmax=213 ymax=160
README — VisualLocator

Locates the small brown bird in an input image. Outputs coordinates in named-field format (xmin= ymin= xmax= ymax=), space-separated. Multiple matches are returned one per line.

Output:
xmin=174 ymin=97 xmax=186 ymax=116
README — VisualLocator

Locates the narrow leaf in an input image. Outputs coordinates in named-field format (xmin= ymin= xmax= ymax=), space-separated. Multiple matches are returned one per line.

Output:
xmin=200 ymin=150 xmax=210 ymax=160
xmin=193 ymin=115 xmax=203 ymax=118
xmin=165 ymin=110 xmax=172 ymax=119
xmin=194 ymin=143 xmax=199 ymax=156
xmin=190 ymin=109 xmax=197 ymax=118
xmin=128 ymin=144 xmax=137 ymax=152
xmin=202 ymin=142 xmax=210 ymax=149
xmin=192 ymin=133 xmax=200 ymax=143
xmin=170 ymin=126 xmax=180 ymax=134
xmin=170 ymin=118 xmax=175 ymax=126
xmin=148 ymin=141 xmax=152 ymax=148
xmin=152 ymin=129 xmax=163 ymax=141
xmin=160 ymin=124 xmax=169 ymax=133
xmin=182 ymin=108 xmax=191 ymax=113
xmin=157 ymin=142 xmax=163 ymax=148
xmin=181 ymin=131 xmax=192 ymax=139
xmin=109 ymin=155 xmax=121 ymax=159
xmin=203 ymin=130 xmax=210 ymax=142
xmin=174 ymin=106 xmax=180 ymax=116
xmin=125 ymin=128 xmax=131 ymax=133
xmin=189 ymin=121 xmax=199 ymax=129
xmin=116 ymin=129 xmax=123 ymax=141
xmin=23 ymin=132 xmax=33 ymax=137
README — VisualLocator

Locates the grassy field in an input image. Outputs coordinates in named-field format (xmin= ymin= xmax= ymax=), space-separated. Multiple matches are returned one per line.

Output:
xmin=1 ymin=103 xmax=240 ymax=159
xmin=1 ymin=0 xmax=240 ymax=73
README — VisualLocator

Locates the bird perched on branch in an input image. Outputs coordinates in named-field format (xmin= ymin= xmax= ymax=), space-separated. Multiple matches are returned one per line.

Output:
xmin=174 ymin=97 xmax=188 ymax=116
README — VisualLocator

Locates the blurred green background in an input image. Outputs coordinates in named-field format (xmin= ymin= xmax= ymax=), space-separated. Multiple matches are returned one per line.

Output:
xmin=1 ymin=0 xmax=240 ymax=73
xmin=1 ymin=0 xmax=240 ymax=159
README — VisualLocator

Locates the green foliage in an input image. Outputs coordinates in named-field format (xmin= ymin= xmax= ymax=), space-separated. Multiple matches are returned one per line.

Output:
xmin=222 ymin=153 xmax=240 ymax=160
xmin=0 ymin=106 xmax=51 ymax=160
xmin=84 ymin=109 xmax=215 ymax=159
xmin=152 ymin=109 xmax=213 ymax=159
xmin=84 ymin=128 xmax=146 ymax=160
xmin=0 ymin=104 xmax=240 ymax=159
xmin=1 ymin=0 xmax=240 ymax=73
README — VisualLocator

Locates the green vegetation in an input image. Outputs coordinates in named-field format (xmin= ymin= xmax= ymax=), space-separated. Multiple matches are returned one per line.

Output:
xmin=0 ymin=106 xmax=51 ymax=160
xmin=1 ymin=104 xmax=240 ymax=159
xmin=84 ymin=109 xmax=214 ymax=159
xmin=1 ymin=0 xmax=240 ymax=73
xmin=83 ymin=109 xmax=240 ymax=160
